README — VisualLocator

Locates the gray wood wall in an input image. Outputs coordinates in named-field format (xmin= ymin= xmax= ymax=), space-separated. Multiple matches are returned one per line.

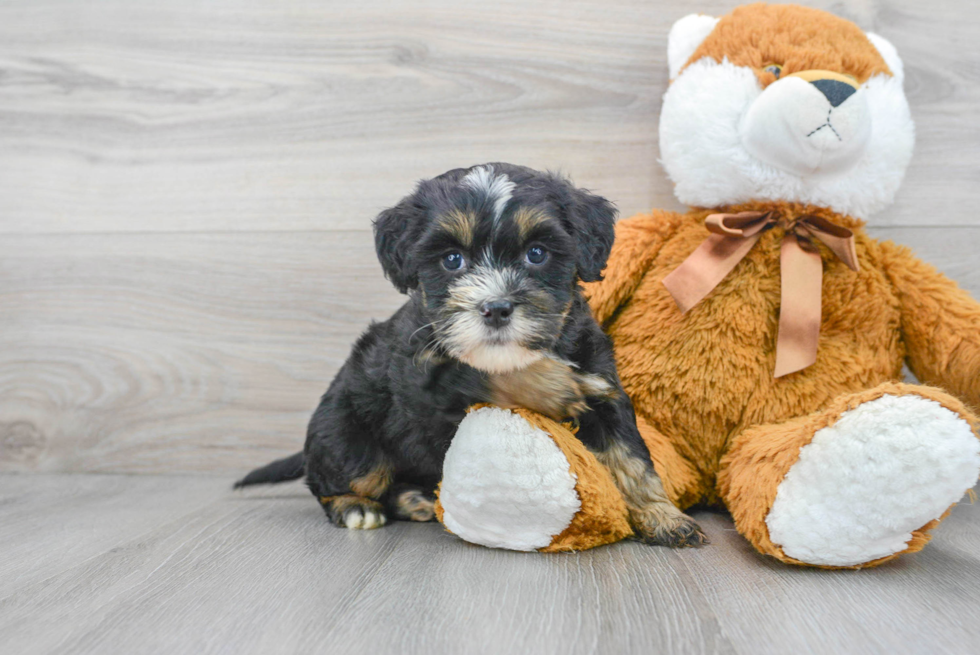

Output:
xmin=1 ymin=0 xmax=978 ymax=474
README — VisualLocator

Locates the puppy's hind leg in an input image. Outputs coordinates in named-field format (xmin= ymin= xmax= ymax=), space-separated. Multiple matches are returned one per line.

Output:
xmin=305 ymin=395 xmax=395 ymax=530
xmin=314 ymin=457 xmax=393 ymax=530
xmin=320 ymin=495 xmax=389 ymax=529
xmin=383 ymin=483 xmax=437 ymax=522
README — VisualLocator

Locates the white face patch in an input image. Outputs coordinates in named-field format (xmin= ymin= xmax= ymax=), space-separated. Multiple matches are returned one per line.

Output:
xmin=461 ymin=165 xmax=515 ymax=223
xmin=739 ymin=77 xmax=871 ymax=177
xmin=445 ymin=266 xmax=521 ymax=312
xmin=455 ymin=341 xmax=545 ymax=374
xmin=660 ymin=58 xmax=914 ymax=219
xmin=437 ymin=266 xmax=550 ymax=373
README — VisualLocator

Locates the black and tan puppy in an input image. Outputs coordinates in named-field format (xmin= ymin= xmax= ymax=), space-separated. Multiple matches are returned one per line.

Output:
xmin=235 ymin=163 xmax=705 ymax=547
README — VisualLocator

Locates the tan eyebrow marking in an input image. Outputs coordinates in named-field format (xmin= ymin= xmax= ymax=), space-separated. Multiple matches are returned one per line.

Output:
xmin=513 ymin=207 xmax=554 ymax=241
xmin=438 ymin=209 xmax=477 ymax=248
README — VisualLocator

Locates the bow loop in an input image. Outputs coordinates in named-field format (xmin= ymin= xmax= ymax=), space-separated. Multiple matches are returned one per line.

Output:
xmin=704 ymin=211 xmax=773 ymax=237
xmin=795 ymin=215 xmax=860 ymax=273
xmin=662 ymin=210 xmax=861 ymax=378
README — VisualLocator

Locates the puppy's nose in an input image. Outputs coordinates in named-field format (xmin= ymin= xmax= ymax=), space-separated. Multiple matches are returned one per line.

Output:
xmin=810 ymin=78 xmax=856 ymax=107
xmin=480 ymin=300 xmax=514 ymax=328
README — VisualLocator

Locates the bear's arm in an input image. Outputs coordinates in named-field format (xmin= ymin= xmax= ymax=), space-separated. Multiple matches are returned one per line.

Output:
xmin=583 ymin=210 xmax=685 ymax=326
xmin=878 ymin=239 xmax=980 ymax=410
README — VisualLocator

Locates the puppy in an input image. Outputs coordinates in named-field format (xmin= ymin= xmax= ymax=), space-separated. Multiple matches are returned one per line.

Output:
xmin=235 ymin=163 xmax=705 ymax=547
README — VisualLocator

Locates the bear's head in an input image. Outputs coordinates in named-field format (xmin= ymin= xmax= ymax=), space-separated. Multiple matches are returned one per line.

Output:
xmin=660 ymin=3 xmax=913 ymax=219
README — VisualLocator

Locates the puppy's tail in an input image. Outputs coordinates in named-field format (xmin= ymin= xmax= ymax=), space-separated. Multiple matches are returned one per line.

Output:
xmin=233 ymin=451 xmax=305 ymax=489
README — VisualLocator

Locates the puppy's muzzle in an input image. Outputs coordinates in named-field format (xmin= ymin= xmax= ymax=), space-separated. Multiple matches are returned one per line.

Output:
xmin=480 ymin=300 xmax=514 ymax=329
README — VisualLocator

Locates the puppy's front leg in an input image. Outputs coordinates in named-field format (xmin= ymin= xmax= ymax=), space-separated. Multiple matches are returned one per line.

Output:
xmin=488 ymin=358 xmax=705 ymax=546
xmin=596 ymin=442 xmax=707 ymax=547
xmin=487 ymin=356 xmax=615 ymax=420
xmin=579 ymin=401 xmax=707 ymax=547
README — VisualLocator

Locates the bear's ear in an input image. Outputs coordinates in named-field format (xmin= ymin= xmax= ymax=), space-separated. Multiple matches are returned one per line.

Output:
xmin=866 ymin=33 xmax=905 ymax=85
xmin=668 ymin=14 xmax=719 ymax=80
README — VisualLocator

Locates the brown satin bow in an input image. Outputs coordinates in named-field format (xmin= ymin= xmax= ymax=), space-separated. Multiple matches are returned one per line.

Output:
xmin=662 ymin=211 xmax=860 ymax=378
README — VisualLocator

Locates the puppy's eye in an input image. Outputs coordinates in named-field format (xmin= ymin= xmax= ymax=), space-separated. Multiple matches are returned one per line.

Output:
xmin=525 ymin=245 xmax=548 ymax=265
xmin=442 ymin=251 xmax=466 ymax=271
xmin=764 ymin=64 xmax=782 ymax=79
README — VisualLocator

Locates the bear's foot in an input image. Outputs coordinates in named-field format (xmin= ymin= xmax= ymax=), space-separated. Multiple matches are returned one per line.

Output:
xmin=765 ymin=393 xmax=979 ymax=566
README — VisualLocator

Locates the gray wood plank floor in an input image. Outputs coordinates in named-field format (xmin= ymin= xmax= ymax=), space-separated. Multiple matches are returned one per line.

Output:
xmin=2 ymin=474 xmax=979 ymax=655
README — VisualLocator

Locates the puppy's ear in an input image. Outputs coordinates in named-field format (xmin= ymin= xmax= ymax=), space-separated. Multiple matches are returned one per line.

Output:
xmin=553 ymin=177 xmax=617 ymax=282
xmin=373 ymin=192 xmax=427 ymax=294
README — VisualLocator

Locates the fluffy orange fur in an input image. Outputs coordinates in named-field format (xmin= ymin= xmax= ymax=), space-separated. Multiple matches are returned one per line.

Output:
xmin=584 ymin=203 xmax=980 ymax=567
xmin=525 ymin=409 xmax=633 ymax=552
xmin=682 ymin=3 xmax=892 ymax=85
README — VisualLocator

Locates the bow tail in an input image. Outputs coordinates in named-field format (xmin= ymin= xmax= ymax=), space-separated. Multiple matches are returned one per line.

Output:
xmin=774 ymin=235 xmax=824 ymax=378
xmin=663 ymin=232 xmax=763 ymax=314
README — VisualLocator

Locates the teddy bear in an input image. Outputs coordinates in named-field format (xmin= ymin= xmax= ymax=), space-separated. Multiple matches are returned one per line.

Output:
xmin=433 ymin=3 xmax=980 ymax=565
xmin=579 ymin=3 xmax=980 ymax=568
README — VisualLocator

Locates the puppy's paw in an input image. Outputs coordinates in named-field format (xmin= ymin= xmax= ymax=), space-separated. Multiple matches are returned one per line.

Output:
xmin=392 ymin=488 xmax=436 ymax=522
xmin=631 ymin=504 xmax=708 ymax=548
xmin=321 ymin=495 xmax=388 ymax=530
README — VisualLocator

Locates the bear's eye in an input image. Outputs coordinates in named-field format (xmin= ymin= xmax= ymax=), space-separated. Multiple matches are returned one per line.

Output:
xmin=442 ymin=251 xmax=466 ymax=271
xmin=764 ymin=64 xmax=783 ymax=79
xmin=525 ymin=245 xmax=548 ymax=265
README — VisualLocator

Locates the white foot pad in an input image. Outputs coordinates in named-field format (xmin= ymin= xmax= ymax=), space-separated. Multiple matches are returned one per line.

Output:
xmin=344 ymin=507 xmax=386 ymax=530
xmin=766 ymin=394 xmax=980 ymax=566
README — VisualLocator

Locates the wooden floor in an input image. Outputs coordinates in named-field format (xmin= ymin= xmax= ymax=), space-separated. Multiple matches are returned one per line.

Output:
xmin=2 ymin=473 xmax=979 ymax=655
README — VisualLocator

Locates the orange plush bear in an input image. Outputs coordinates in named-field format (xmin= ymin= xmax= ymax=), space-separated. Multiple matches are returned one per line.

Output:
xmin=585 ymin=4 xmax=980 ymax=568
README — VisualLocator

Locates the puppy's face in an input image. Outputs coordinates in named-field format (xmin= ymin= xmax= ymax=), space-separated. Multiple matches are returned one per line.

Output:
xmin=374 ymin=164 xmax=616 ymax=373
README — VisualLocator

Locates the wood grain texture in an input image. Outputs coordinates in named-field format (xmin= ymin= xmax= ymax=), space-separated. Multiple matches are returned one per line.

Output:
xmin=2 ymin=473 xmax=979 ymax=655
xmin=0 ymin=231 xmax=403 ymax=473
xmin=0 ymin=474 xmax=229 ymax=598
xmin=0 ymin=0 xmax=978 ymax=235
xmin=680 ymin=506 xmax=980 ymax=655
xmin=2 ymin=228 xmax=978 ymax=474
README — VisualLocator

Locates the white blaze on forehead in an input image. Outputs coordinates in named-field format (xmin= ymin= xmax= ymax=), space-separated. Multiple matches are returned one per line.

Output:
xmin=461 ymin=165 xmax=515 ymax=222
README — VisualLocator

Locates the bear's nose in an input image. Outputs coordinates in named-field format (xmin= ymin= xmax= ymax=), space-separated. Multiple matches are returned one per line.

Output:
xmin=810 ymin=78 xmax=857 ymax=108
xmin=480 ymin=300 xmax=514 ymax=328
